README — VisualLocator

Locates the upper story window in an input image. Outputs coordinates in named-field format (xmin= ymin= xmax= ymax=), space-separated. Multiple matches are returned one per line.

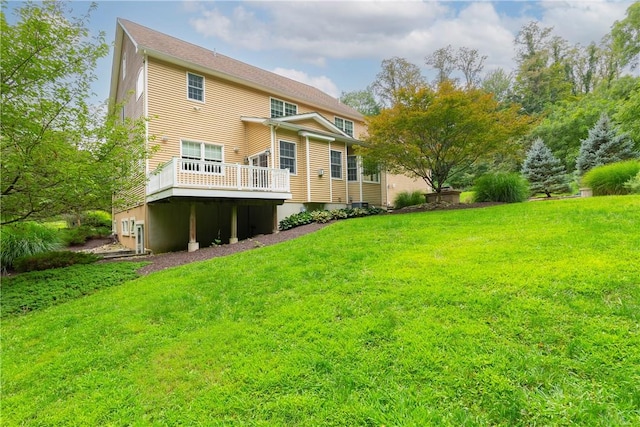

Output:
xmin=279 ymin=140 xmax=296 ymax=174
xmin=347 ymin=155 xmax=358 ymax=181
xmin=335 ymin=117 xmax=354 ymax=137
xmin=181 ymin=140 xmax=222 ymax=173
xmin=330 ymin=150 xmax=342 ymax=179
xmin=122 ymin=55 xmax=126 ymax=80
xmin=271 ymin=98 xmax=297 ymax=118
xmin=187 ymin=72 xmax=204 ymax=102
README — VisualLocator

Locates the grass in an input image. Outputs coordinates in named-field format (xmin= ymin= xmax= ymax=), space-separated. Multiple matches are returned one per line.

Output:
xmin=2 ymin=196 xmax=640 ymax=426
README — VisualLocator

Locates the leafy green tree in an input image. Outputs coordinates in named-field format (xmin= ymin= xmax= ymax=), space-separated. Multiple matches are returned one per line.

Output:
xmin=371 ymin=57 xmax=426 ymax=108
xmin=613 ymin=78 xmax=640 ymax=144
xmin=521 ymin=138 xmax=568 ymax=197
xmin=1 ymin=1 xmax=148 ymax=225
xmin=576 ymin=113 xmax=638 ymax=176
xmin=362 ymin=81 xmax=533 ymax=195
xmin=340 ymin=86 xmax=381 ymax=116
xmin=512 ymin=22 xmax=574 ymax=114
xmin=527 ymin=76 xmax=638 ymax=171
xmin=611 ymin=2 xmax=640 ymax=70
xmin=482 ymin=68 xmax=513 ymax=103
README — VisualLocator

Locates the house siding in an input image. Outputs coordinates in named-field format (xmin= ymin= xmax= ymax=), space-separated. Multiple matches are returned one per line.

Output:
xmin=112 ymin=19 xmax=422 ymax=253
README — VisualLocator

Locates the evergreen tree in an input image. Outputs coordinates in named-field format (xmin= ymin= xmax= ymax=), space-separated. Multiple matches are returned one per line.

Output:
xmin=522 ymin=138 xmax=568 ymax=197
xmin=576 ymin=113 xmax=638 ymax=175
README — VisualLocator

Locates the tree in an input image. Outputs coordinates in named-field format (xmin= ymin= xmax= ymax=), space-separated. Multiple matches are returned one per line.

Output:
xmin=576 ymin=113 xmax=638 ymax=176
xmin=1 ymin=1 xmax=149 ymax=225
xmin=527 ymin=76 xmax=639 ymax=172
xmin=340 ymin=86 xmax=381 ymax=116
xmin=425 ymin=45 xmax=456 ymax=86
xmin=425 ymin=45 xmax=487 ymax=88
xmin=362 ymin=81 xmax=533 ymax=195
xmin=521 ymin=138 xmax=568 ymax=197
xmin=482 ymin=68 xmax=513 ymax=103
xmin=611 ymin=2 xmax=640 ymax=70
xmin=456 ymin=47 xmax=488 ymax=89
xmin=512 ymin=22 xmax=573 ymax=114
xmin=613 ymin=78 xmax=640 ymax=144
xmin=370 ymin=57 xmax=426 ymax=108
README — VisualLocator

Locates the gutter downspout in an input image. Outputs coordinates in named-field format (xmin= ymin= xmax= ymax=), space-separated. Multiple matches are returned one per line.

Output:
xmin=305 ymin=135 xmax=311 ymax=202
xmin=328 ymin=141 xmax=332 ymax=203
xmin=358 ymin=156 xmax=363 ymax=203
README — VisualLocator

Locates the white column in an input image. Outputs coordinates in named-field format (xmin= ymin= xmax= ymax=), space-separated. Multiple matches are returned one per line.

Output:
xmin=188 ymin=203 xmax=199 ymax=252
xmin=272 ymin=204 xmax=279 ymax=234
xmin=229 ymin=205 xmax=238 ymax=244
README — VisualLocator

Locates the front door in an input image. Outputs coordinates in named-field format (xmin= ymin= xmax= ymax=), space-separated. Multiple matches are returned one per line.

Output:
xmin=135 ymin=224 xmax=144 ymax=254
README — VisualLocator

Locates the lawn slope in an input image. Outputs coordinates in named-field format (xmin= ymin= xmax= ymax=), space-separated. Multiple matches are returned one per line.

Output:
xmin=3 ymin=196 xmax=639 ymax=426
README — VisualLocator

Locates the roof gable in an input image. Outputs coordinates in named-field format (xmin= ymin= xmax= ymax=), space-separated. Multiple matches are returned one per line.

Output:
xmin=113 ymin=18 xmax=364 ymax=122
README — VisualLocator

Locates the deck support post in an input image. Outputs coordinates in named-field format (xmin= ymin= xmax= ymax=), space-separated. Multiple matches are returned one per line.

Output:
xmin=188 ymin=203 xmax=199 ymax=252
xmin=272 ymin=204 xmax=279 ymax=234
xmin=229 ymin=205 xmax=238 ymax=244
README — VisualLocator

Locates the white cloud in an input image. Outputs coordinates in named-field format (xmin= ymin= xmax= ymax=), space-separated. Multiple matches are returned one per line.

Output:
xmin=186 ymin=0 xmax=635 ymax=89
xmin=540 ymin=1 xmax=630 ymax=46
xmin=272 ymin=68 xmax=340 ymax=97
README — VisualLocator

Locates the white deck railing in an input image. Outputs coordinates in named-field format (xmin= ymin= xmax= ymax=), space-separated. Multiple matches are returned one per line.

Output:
xmin=147 ymin=158 xmax=290 ymax=195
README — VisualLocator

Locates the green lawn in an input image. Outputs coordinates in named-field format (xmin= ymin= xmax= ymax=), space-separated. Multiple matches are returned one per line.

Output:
xmin=3 ymin=196 xmax=639 ymax=426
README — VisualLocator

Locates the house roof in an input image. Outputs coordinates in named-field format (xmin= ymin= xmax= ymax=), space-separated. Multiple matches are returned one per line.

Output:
xmin=111 ymin=18 xmax=364 ymax=122
xmin=241 ymin=112 xmax=362 ymax=145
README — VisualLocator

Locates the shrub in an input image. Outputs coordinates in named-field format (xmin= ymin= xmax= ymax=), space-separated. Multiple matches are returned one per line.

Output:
xmin=310 ymin=210 xmax=333 ymax=224
xmin=13 ymin=251 xmax=100 ymax=273
xmin=582 ymin=160 xmax=640 ymax=196
xmin=576 ymin=113 xmax=637 ymax=176
xmin=472 ymin=172 xmax=529 ymax=203
xmin=393 ymin=190 xmax=425 ymax=209
xmin=0 ymin=222 xmax=61 ymax=270
xmin=624 ymin=171 xmax=640 ymax=194
xmin=64 ymin=210 xmax=112 ymax=228
xmin=59 ymin=225 xmax=111 ymax=246
xmin=279 ymin=206 xmax=385 ymax=231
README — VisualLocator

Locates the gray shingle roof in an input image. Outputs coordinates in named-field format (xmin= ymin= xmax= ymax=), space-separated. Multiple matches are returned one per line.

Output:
xmin=118 ymin=18 xmax=364 ymax=121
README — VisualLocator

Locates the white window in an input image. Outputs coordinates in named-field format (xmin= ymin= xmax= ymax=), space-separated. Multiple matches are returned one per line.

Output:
xmin=330 ymin=150 xmax=342 ymax=179
xmin=136 ymin=68 xmax=144 ymax=100
xmin=271 ymin=98 xmax=297 ymax=118
xmin=187 ymin=72 xmax=204 ymax=102
xmin=181 ymin=140 xmax=223 ymax=173
xmin=279 ymin=140 xmax=296 ymax=174
xmin=121 ymin=219 xmax=129 ymax=236
xmin=122 ymin=55 xmax=126 ymax=80
xmin=347 ymin=155 xmax=358 ymax=181
xmin=335 ymin=117 xmax=354 ymax=137
xmin=129 ymin=218 xmax=135 ymax=235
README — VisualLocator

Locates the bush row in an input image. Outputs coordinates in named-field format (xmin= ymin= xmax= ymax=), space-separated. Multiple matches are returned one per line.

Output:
xmin=13 ymin=251 xmax=100 ymax=273
xmin=393 ymin=190 xmax=425 ymax=209
xmin=59 ymin=225 xmax=112 ymax=246
xmin=582 ymin=160 xmax=640 ymax=196
xmin=279 ymin=206 xmax=386 ymax=231
xmin=1 ymin=222 xmax=61 ymax=270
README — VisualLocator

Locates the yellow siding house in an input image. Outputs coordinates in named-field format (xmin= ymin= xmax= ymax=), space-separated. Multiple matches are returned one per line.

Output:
xmin=109 ymin=19 xmax=422 ymax=254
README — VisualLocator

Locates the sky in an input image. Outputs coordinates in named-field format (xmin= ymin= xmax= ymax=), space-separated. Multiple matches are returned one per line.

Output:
xmin=5 ymin=0 xmax=637 ymax=103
